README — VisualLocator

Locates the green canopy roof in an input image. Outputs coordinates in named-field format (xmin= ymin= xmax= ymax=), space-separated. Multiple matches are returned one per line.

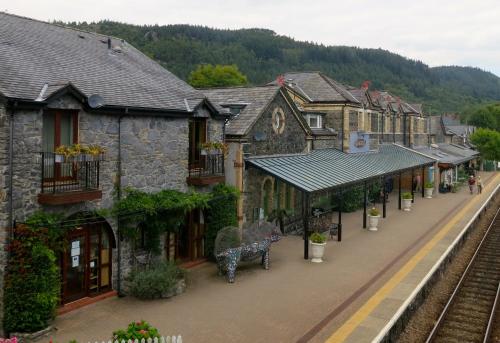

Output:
xmin=246 ymin=144 xmax=436 ymax=193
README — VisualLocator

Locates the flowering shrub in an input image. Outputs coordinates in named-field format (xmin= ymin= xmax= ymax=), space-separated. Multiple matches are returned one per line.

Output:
xmin=4 ymin=225 xmax=60 ymax=333
xmin=112 ymin=321 xmax=160 ymax=341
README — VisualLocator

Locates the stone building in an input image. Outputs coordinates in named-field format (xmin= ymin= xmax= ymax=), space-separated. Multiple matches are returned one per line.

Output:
xmin=0 ymin=12 xmax=227 ymax=321
xmin=429 ymin=113 xmax=476 ymax=146
xmin=204 ymin=85 xmax=312 ymax=227
xmin=269 ymin=72 xmax=430 ymax=151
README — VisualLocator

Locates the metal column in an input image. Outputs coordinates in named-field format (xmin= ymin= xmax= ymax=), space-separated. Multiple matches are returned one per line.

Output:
xmin=382 ymin=178 xmax=387 ymax=218
xmin=421 ymin=166 xmax=425 ymax=198
xmin=398 ymin=172 xmax=402 ymax=210
xmin=338 ymin=188 xmax=342 ymax=242
xmin=303 ymin=192 xmax=310 ymax=260
xmin=411 ymin=169 xmax=415 ymax=203
xmin=363 ymin=181 xmax=367 ymax=228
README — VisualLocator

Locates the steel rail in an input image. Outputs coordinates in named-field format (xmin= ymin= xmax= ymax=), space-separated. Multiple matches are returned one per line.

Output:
xmin=425 ymin=206 xmax=500 ymax=343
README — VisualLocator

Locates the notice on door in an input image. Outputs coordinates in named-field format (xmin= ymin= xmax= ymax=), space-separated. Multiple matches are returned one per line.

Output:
xmin=72 ymin=255 xmax=79 ymax=267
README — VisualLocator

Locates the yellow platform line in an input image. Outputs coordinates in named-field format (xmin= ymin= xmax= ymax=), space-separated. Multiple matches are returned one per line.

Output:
xmin=326 ymin=173 xmax=500 ymax=343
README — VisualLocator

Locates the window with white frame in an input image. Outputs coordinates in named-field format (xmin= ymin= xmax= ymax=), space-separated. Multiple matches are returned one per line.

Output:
xmin=304 ymin=114 xmax=322 ymax=129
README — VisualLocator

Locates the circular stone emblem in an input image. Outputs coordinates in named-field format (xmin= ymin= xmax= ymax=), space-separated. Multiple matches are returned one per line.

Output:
xmin=272 ymin=107 xmax=285 ymax=134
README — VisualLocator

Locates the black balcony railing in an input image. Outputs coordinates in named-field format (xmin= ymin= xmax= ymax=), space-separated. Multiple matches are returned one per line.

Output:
xmin=188 ymin=153 xmax=224 ymax=179
xmin=40 ymin=152 xmax=101 ymax=194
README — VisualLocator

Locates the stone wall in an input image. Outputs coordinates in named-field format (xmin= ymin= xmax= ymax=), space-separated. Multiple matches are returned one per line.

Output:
xmin=242 ymin=93 xmax=308 ymax=224
xmin=0 ymin=93 xmax=224 ymax=305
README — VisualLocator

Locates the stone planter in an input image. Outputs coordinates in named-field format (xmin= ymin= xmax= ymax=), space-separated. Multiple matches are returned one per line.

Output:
xmin=310 ymin=241 xmax=326 ymax=263
xmin=161 ymin=279 xmax=186 ymax=298
xmin=368 ymin=214 xmax=381 ymax=231
xmin=11 ymin=326 xmax=54 ymax=343
xmin=402 ymin=198 xmax=412 ymax=211
xmin=424 ymin=187 xmax=434 ymax=199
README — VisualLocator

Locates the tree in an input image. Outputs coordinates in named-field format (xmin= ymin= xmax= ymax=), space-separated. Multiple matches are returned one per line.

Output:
xmin=188 ymin=64 xmax=248 ymax=88
xmin=470 ymin=128 xmax=500 ymax=162
xmin=467 ymin=103 xmax=500 ymax=131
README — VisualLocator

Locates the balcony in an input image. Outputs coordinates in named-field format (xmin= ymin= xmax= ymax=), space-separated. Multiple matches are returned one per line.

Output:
xmin=187 ymin=153 xmax=225 ymax=186
xmin=38 ymin=152 xmax=102 ymax=205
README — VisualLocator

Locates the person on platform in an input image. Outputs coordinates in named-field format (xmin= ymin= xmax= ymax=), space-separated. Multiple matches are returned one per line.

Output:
xmin=468 ymin=175 xmax=476 ymax=194
xmin=477 ymin=176 xmax=482 ymax=194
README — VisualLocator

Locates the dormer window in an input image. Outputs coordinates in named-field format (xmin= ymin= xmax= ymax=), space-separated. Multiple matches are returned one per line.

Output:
xmin=304 ymin=113 xmax=322 ymax=129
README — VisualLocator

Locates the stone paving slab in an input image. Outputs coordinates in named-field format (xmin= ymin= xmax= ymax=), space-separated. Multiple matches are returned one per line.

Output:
xmin=52 ymin=172 xmax=499 ymax=343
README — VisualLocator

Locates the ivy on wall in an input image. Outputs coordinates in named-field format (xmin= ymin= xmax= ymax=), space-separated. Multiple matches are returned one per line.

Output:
xmin=204 ymin=184 xmax=239 ymax=260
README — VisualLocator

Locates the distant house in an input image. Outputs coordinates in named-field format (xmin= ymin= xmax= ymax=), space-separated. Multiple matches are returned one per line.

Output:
xmin=204 ymin=85 xmax=311 ymax=226
xmin=430 ymin=113 xmax=475 ymax=146
xmin=272 ymin=72 xmax=429 ymax=152
xmin=0 ymin=12 xmax=228 ymax=312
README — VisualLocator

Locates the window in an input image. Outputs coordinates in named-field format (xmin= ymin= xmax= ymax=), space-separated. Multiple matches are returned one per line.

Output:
xmin=42 ymin=111 xmax=78 ymax=152
xmin=188 ymin=118 xmax=207 ymax=168
xmin=305 ymin=114 xmax=322 ymax=129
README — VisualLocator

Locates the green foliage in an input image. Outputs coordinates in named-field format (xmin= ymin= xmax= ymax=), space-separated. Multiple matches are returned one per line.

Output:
xmin=470 ymin=128 xmax=500 ymax=161
xmin=333 ymin=185 xmax=364 ymax=212
xmin=113 ymin=320 xmax=161 ymax=341
xmin=368 ymin=207 xmax=380 ymax=216
xmin=461 ymin=102 xmax=500 ymax=131
xmin=424 ymin=181 xmax=434 ymax=189
xmin=4 ymin=224 xmax=60 ymax=333
xmin=188 ymin=64 xmax=248 ymax=88
xmin=126 ymin=261 xmax=185 ymax=300
xmin=63 ymin=20 xmax=500 ymax=113
xmin=24 ymin=211 xmax=65 ymax=252
xmin=309 ymin=232 xmax=326 ymax=244
xmin=205 ymin=184 xmax=239 ymax=259
xmin=402 ymin=192 xmax=413 ymax=200
xmin=115 ymin=187 xmax=212 ymax=254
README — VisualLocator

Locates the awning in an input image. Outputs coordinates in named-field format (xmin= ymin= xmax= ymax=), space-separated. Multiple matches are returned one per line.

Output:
xmin=246 ymin=144 xmax=436 ymax=194
xmin=412 ymin=144 xmax=478 ymax=167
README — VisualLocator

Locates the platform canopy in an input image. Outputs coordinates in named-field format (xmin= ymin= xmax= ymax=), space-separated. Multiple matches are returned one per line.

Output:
xmin=413 ymin=144 xmax=478 ymax=167
xmin=246 ymin=144 xmax=436 ymax=194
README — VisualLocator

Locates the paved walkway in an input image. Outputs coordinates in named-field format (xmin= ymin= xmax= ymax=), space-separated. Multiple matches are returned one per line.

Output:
xmin=52 ymin=172 xmax=499 ymax=343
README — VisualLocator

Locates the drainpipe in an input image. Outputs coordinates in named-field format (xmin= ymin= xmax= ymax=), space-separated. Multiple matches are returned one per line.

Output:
xmin=8 ymin=107 xmax=14 ymax=240
xmin=116 ymin=113 xmax=124 ymax=296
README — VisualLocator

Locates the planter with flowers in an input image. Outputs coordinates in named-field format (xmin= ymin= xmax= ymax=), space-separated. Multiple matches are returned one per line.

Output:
xmin=367 ymin=207 xmax=381 ymax=231
xmin=112 ymin=320 xmax=161 ymax=342
xmin=402 ymin=192 xmax=413 ymax=211
xmin=424 ymin=181 xmax=434 ymax=198
xmin=54 ymin=144 xmax=105 ymax=162
xmin=309 ymin=232 xmax=327 ymax=263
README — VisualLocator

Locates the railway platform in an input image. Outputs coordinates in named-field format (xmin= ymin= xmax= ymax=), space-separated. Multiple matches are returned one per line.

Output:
xmin=52 ymin=172 xmax=500 ymax=343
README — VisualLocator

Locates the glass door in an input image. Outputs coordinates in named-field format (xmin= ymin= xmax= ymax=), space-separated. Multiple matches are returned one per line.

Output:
xmin=62 ymin=230 xmax=87 ymax=303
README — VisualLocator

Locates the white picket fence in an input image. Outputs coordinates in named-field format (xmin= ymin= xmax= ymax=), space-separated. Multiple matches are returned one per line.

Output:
xmin=90 ymin=336 xmax=182 ymax=343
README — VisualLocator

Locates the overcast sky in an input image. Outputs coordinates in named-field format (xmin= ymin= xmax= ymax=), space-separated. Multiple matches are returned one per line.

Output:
xmin=3 ymin=0 xmax=500 ymax=76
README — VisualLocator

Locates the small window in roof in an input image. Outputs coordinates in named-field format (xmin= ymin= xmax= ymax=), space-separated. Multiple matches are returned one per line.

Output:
xmin=304 ymin=113 xmax=322 ymax=129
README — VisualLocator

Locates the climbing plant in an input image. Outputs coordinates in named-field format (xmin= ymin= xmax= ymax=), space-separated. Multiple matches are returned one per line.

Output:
xmin=204 ymin=184 xmax=239 ymax=259
xmin=114 ymin=188 xmax=212 ymax=254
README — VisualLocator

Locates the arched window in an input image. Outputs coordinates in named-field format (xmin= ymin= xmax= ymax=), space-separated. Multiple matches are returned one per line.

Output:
xmin=262 ymin=178 xmax=273 ymax=217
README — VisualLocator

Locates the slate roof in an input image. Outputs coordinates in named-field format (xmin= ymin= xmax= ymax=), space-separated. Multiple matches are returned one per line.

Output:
xmin=246 ymin=144 xmax=435 ymax=193
xmin=270 ymin=72 xmax=360 ymax=104
xmin=412 ymin=144 xmax=477 ymax=166
xmin=204 ymin=85 xmax=283 ymax=136
xmin=0 ymin=12 xmax=208 ymax=113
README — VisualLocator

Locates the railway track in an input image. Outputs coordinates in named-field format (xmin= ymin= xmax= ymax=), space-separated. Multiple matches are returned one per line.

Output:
xmin=426 ymin=206 xmax=500 ymax=343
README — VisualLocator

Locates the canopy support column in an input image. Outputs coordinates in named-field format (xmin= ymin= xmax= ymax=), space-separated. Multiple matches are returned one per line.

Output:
xmin=338 ymin=188 xmax=342 ymax=242
xmin=303 ymin=192 xmax=310 ymax=260
xmin=363 ymin=181 xmax=367 ymax=229
xmin=398 ymin=172 xmax=402 ymax=210
xmin=411 ymin=169 xmax=415 ymax=203
xmin=383 ymin=178 xmax=387 ymax=218
xmin=421 ymin=166 xmax=425 ymax=198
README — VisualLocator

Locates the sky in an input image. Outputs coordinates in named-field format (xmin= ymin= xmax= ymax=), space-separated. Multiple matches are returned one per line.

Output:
xmin=2 ymin=0 xmax=500 ymax=77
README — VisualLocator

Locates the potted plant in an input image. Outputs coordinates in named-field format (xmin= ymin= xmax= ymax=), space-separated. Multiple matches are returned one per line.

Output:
xmin=402 ymin=192 xmax=413 ymax=211
xmin=367 ymin=207 xmax=381 ymax=231
xmin=424 ymin=181 xmax=434 ymax=198
xmin=309 ymin=232 xmax=327 ymax=263
xmin=54 ymin=145 xmax=70 ymax=162
xmin=87 ymin=144 xmax=106 ymax=160
xmin=268 ymin=208 xmax=290 ymax=235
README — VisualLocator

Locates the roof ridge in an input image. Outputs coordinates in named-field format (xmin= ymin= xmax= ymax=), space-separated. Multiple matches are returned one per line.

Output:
xmin=198 ymin=84 xmax=280 ymax=91
xmin=0 ymin=11 xmax=125 ymax=42
xmin=319 ymin=73 xmax=360 ymax=104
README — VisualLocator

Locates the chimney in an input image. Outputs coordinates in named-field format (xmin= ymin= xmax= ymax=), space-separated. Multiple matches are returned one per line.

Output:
xmin=361 ymin=80 xmax=371 ymax=90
